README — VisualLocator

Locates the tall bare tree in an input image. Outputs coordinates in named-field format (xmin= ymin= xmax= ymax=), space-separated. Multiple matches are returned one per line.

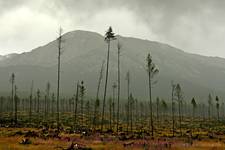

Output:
xmin=10 ymin=73 xmax=15 ymax=124
xmin=29 ymin=81 xmax=33 ymax=123
xmin=37 ymin=89 xmax=40 ymax=121
xmin=101 ymin=26 xmax=116 ymax=131
xmin=74 ymin=82 xmax=79 ymax=128
xmin=146 ymin=53 xmax=159 ymax=136
xmin=14 ymin=85 xmax=18 ymax=125
xmin=175 ymin=84 xmax=183 ymax=136
xmin=93 ymin=61 xmax=104 ymax=128
xmin=117 ymin=41 xmax=122 ymax=132
xmin=46 ymin=82 xmax=50 ymax=119
xmin=129 ymin=94 xmax=134 ymax=133
xmin=125 ymin=71 xmax=130 ymax=133
xmin=56 ymin=27 xmax=63 ymax=130
xmin=171 ymin=81 xmax=176 ymax=137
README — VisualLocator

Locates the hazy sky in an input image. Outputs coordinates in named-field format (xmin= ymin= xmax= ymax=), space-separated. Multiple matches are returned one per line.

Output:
xmin=1 ymin=0 xmax=225 ymax=57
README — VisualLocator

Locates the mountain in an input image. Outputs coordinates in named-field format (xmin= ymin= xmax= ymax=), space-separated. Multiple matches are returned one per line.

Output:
xmin=0 ymin=30 xmax=224 ymax=102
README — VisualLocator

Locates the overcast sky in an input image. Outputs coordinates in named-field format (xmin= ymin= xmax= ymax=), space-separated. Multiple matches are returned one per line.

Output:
xmin=1 ymin=0 xmax=225 ymax=57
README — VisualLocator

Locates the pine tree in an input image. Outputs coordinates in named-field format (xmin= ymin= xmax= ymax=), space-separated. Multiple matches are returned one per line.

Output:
xmin=101 ymin=26 xmax=116 ymax=131
xmin=146 ymin=53 xmax=159 ymax=136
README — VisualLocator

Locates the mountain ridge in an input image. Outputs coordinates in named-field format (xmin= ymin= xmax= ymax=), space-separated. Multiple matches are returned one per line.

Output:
xmin=0 ymin=30 xmax=224 ymax=102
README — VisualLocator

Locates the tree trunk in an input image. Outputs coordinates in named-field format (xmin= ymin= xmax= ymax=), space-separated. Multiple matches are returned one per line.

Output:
xmin=148 ymin=70 xmax=153 ymax=136
xmin=101 ymin=41 xmax=110 ymax=131
xmin=74 ymin=82 xmax=79 ymax=128
xmin=172 ymin=86 xmax=175 ymax=137
xmin=56 ymin=28 xmax=62 ymax=131
xmin=117 ymin=44 xmax=120 ymax=133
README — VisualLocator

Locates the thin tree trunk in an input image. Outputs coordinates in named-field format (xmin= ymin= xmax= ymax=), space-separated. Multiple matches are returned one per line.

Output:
xmin=56 ymin=28 xmax=62 ymax=131
xmin=74 ymin=82 xmax=79 ymax=128
xmin=11 ymin=76 xmax=14 ymax=124
xmin=172 ymin=86 xmax=175 ymax=137
xmin=112 ymin=86 xmax=115 ymax=127
xmin=93 ymin=61 xmax=104 ymax=128
xmin=117 ymin=43 xmax=121 ymax=133
xmin=101 ymin=41 xmax=110 ymax=131
xmin=178 ymin=100 xmax=182 ymax=136
xmin=126 ymin=72 xmax=130 ymax=133
xmin=37 ymin=91 xmax=40 ymax=122
xmin=109 ymin=99 xmax=112 ymax=130
xmin=14 ymin=86 xmax=17 ymax=125
xmin=29 ymin=81 xmax=33 ymax=124
xmin=148 ymin=70 xmax=153 ymax=136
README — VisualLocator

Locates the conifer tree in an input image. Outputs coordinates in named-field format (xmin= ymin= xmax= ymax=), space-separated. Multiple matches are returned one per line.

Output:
xmin=146 ymin=53 xmax=159 ymax=136
xmin=101 ymin=26 xmax=116 ymax=131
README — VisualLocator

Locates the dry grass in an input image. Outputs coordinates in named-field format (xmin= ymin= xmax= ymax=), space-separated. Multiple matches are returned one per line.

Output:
xmin=0 ymin=127 xmax=225 ymax=150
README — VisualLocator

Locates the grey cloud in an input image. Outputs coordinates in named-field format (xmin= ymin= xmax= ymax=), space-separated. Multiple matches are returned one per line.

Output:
xmin=1 ymin=0 xmax=225 ymax=57
xmin=0 ymin=0 xmax=27 ymax=15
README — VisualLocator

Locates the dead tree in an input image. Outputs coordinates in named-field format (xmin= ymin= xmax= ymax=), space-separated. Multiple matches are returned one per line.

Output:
xmin=56 ymin=27 xmax=63 ymax=130
xmin=93 ymin=61 xmax=104 ymax=128
xmin=125 ymin=71 xmax=130 ymax=133
xmin=29 ymin=81 xmax=33 ymax=124
xmin=37 ymin=89 xmax=40 ymax=122
xmin=74 ymin=82 xmax=79 ymax=128
xmin=14 ymin=85 xmax=18 ymax=125
xmin=117 ymin=41 xmax=122 ymax=132
xmin=175 ymin=84 xmax=183 ymax=136
xmin=46 ymin=82 xmax=50 ymax=119
xmin=171 ymin=81 xmax=176 ymax=137
xmin=10 ymin=73 xmax=15 ymax=124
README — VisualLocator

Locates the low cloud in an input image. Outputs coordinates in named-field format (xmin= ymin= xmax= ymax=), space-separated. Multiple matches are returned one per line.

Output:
xmin=0 ymin=0 xmax=225 ymax=57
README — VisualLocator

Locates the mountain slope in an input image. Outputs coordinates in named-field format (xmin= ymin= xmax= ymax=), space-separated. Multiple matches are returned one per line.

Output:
xmin=0 ymin=30 xmax=224 ymax=101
